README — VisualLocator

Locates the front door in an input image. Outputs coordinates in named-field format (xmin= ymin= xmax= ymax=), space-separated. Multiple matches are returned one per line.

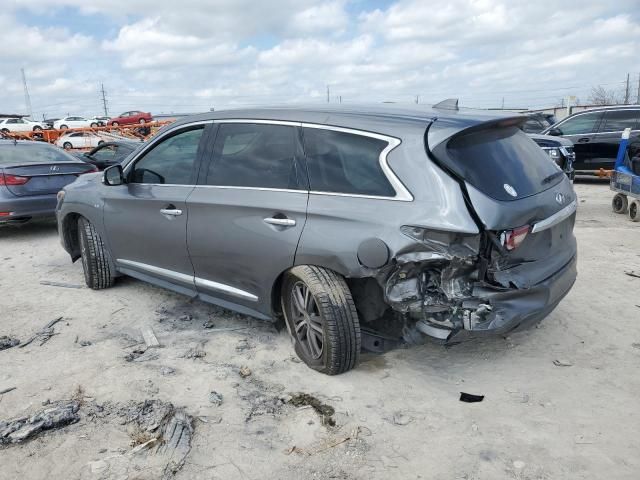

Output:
xmin=103 ymin=124 xmax=210 ymax=295
xmin=187 ymin=122 xmax=308 ymax=318
xmin=555 ymin=111 xmax=602 ymax=171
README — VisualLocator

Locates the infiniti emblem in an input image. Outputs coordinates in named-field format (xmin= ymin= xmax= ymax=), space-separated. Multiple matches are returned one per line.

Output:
xmin=555 ymin=192 xmax=565 ymax=205
xmin=50 ymin=165 xmax=60 ymax=172
xmin=503 ymin=183 xmax=517 ymax=197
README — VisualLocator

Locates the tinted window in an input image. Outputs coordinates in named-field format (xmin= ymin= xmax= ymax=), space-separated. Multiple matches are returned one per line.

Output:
xmin=92 ymin=145 xmax=117 ymax=161
xmin=522 ymin=118 xmax=543 ymax=133
xmin=205 ymin=123 xmax=300 ymax=189
xmin=599 ymin=110 xmax=638 ymax=133
xmin=0 ymin=144 xmax=76 ymax=164
xmin=302 ymin=128 xmax=395 ymax=197
xmin=556 ymin=112 xmax=601 ymax=135
xmin=130 ymin=127 xmax=204 ymax=184
xmin=443 ymin=127 xmax=563 ymax=201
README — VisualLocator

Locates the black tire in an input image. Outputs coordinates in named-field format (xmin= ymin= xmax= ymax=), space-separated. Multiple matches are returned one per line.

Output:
xmin=78 ymin=217 xmax=114 ymax=289
xmin=111 ymin=121 xmax=119 ymax=127
xmin=612 ymin=193 xmax=628 ymax=214
xmin=629 ymin=200 xmax=640 ymax=222
xmin=33 ymin=126 xmax=42 ymax=132
xmin=60 ymin=124 xmax=68 ymax=130
xmin=282 ymin=265 xmax=360 ymax=375
xmin=90 ymin=122 xmax=98 ymax=128
xmin=139 ymin=118 xmax=146 ymax=124
xmin=1 ymin=128 xmax=9 ymax=133
xmin=63 ymin=142 xmax=72 ymax=149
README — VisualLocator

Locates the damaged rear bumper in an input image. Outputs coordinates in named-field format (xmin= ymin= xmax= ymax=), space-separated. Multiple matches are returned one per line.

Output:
xmin=446 ymin=253 xmax=577 ymax=343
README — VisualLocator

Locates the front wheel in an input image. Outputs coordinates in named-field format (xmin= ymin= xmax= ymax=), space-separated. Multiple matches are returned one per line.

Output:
xmin=33 ymin=126 xmax=42 ymax=132
xmin=78 ymin=217 xmax=114 ymax=289
xmin=612 ymin=193 xmax=628 ymax=214
xmin=60 ymin=125 xmax=68 ymax=130
xmin=63 ymin=142 xmax=72 ymax=150
xmin=139 ymin=118 xmax=146 ymax=124
xmin=90 ymin=122 xmax=98 ymax=128
xmin=111 ymin=121 xmax=119 ymax=127
xmin=282 ymin=266 xmax=360 ymax=375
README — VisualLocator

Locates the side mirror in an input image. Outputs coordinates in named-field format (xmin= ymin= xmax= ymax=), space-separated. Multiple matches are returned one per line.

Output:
xmin=547 ymin=127 xmax=562 ymax=136
xmin=103 ymin=165 xmax=124 ymax=186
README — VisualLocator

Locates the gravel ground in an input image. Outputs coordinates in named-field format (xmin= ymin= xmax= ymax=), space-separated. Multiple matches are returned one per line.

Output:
xmin=0 ymin=180 xmax=639 ymax=480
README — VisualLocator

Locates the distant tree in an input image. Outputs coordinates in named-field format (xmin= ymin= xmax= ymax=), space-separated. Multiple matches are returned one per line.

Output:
xmin=589 ymin=85 xmax=623 ymax=105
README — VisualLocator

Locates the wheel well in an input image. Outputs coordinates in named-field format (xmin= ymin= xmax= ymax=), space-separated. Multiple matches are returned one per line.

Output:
xmin=62 ymin=213 xmax=82 ymax=261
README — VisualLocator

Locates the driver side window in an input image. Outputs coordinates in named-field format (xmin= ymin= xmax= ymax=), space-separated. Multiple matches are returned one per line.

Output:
xmin=130 ymin=127 xmax=204 ymax=185
xmin=557 ymin=112 xmax=602 ymax=135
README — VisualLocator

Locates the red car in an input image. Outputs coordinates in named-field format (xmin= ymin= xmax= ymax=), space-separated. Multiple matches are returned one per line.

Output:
xmin=108 ymin=111 xmax=152 ymax=126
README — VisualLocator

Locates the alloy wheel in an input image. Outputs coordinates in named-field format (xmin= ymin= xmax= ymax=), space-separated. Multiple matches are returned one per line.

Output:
xmin=290 ymin=281 xmax=324 ymax=359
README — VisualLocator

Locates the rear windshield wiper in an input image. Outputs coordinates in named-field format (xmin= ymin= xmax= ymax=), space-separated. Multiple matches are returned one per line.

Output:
xmin=541 ymin=171 xmax=564 ymax=184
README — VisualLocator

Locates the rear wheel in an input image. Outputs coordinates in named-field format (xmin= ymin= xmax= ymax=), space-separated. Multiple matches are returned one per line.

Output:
xmin=111 ymin=121 xmax=119 ymax=127
xmin=139 ymin=118 xmax=146 ymax=124
xmin=612 ymin=193 xmax=628 ymax=214
xmin=1 ymin=128 xmax=9 ymax=133
xmin=629 ymin=200 xmax=640 ymax=222
xmin=33 ymin=126 xmax=42 ymax=132
xmin=90 ymin=122 xmax=98 ymax=128
xmin=78 ymin=217 xmax=114 ymax=289
xmin=282 ymin=265 xmax=360 ymax=375
xmin=63 ymin=142 xmax=72 ymax=150
xmin=60 ymin=124 xmax=68 ymax=130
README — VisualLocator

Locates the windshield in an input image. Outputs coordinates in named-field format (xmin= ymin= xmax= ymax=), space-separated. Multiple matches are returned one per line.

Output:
xmin=441 ymin=126 xmax=564 ymax=201
xmin=0 ymin=143 xmax=77 ymax=164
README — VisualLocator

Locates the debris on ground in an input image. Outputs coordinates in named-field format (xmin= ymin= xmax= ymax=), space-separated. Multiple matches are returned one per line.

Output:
xmin=391 ymin=411 xmax=413 ymax=426
xmin=459 ymin=392 xmax=485 ymax=403
xmin=0 ymin=400 xmax=80 ymax=445
xmin=208 ymin=391 xmax=223 ymax=406
xmin=178 ymin=314 xmax=193 ymax=322
xmin=78 ymin=340 xmax=92 ymax=347
xmin=288 ymin=393 xmax=336 ymax=427
xmin=553 ymin=359 xmax=573 ymax=367
xmin=234 ymin=377 xmax=287 ymax=422
xmin=632 ymin=343 xmax=640 ymax=349
xmin=236 ymin=339 xmax=251 ymax=353
xmin=125 ymin=348 xmax=159 ymax=363
xmin=19 ymin=317 xmax=64 ymax=348
xmin=140 ymin=325 xmax=161 ymax=348
xmin=0 ymin=336 xmax=20 ymax=351
xmin=239 ymin=366 xmax=252 ymax=378
xmin=160 ymin=366 xmax=176 ymax=376
xmin=181 ymin=347 xmax=206 ymax=359
xmin=0 ymin=387 xmax=17 ymax=395
xmin=202 ymin=319 xmax=215 ymax=329
xmin=39 ymin=280 xmax=84 ymax=289
xmin=624 ymin=271 xmax=640 ymax=279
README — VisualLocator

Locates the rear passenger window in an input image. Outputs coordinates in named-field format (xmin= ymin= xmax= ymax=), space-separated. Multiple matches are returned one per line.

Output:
xmin=302 ymin=128 xmax=395 ymax=197
xmin=599 ymin=110 xmax=638 ymax=133
xmin=205 ymin=123 xmax=300 ymax=189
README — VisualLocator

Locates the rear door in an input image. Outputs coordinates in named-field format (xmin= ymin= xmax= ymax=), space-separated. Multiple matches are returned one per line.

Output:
xmin=552 ymin=110 xmax=602 ymax=171
xmin=591 ymin=109 xmax=640 ymax=169
xmin=186 ymin=121 xmax=308 ymax=318
xmin=102 ymin=123 xmax=210 ymax=295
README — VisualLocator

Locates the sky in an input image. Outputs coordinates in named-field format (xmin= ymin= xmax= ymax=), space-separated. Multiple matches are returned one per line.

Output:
xmin=1 ymin=0 xmax=639 ymax=119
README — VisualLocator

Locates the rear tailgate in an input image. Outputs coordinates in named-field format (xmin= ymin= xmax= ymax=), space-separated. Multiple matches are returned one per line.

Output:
xmin=1 ymin=163 xmax=96 ymax=196
xmin=430 ymin=120 xmax=577 ymax=287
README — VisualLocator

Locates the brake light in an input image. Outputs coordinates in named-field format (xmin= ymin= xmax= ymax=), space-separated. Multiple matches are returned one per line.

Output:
xmin=0 ymin=173 xmax=29 ymax=185
xmin=500 ymin=225 xmax=530 ymax=251
xmin=78 ymin=166 xmax=99 ymax=175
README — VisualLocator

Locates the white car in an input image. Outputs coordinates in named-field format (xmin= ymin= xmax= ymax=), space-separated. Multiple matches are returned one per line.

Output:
xmin=89 ymin=116 xmax=110 ymax=127
xmin=0 ymin=117 xmax=46 ymax=133
xmin=55 ymin=132 xmax=105 ymax=149
xmin=53 ymin=116 xmax=93 ymax=130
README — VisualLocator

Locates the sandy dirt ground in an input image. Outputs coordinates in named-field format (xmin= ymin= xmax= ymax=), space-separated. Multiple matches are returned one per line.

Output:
xmin=1 ymin=180 xmax=639 ymax=480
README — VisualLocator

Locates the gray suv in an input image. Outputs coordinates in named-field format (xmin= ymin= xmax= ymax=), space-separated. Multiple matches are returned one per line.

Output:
xmin=57 ymin=104 xmax=578 ymax=375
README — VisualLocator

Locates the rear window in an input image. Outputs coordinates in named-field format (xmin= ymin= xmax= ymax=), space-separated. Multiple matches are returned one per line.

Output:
xmin=0 ymin=144 xmax=76 ymax=164
xmin=442 ymin=127 xmax=564 ymax=201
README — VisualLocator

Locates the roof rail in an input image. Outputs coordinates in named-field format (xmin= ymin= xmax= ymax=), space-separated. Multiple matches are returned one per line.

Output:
xmin=433 ymin=98 xmax=459 ymax=110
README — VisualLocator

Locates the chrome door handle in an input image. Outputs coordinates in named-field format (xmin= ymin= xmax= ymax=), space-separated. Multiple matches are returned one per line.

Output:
xmin=160 ymin=208 xmax=183 ymax=216
xmin=263 ymin=217 xmax=296 ymax=227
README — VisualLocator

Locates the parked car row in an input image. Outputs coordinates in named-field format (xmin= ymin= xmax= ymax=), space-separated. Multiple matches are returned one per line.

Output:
xmin=0 ymin=111 xmax=153 ymax=133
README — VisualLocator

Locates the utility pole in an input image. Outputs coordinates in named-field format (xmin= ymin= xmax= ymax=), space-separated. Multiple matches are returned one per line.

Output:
xmin=326 ymin=85 xmax=330 ymax=103
xmin=501 ymin=97 xmax=505 ymax=109
xmin=339 ymin=95 xmax=342 ymax=104
xmin=624 ymin=73 xmax=630 ymax=104
xmin=100 ymin=83 xmax=109 ymax=116
xmin=415 ymin=95 xmax=419 ymax=104
xmin=21 ymin=68 xmax=33 ymax=118
xmin=636 ymin=72 xmax=640 ymax=104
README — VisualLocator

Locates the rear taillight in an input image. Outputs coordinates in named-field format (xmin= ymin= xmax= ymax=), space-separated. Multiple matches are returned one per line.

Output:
xmin=0 ymin=173 xmax=29 ymax=186
xmin=500 ymin=225 xmax=530 ymax=251
xmin=78 ymin=166 xmax=99 ymax=176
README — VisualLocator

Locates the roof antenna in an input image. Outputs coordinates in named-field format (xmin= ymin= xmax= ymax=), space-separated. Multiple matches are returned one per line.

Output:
xmin=433 ymin=98 xmax=459 ymax=110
